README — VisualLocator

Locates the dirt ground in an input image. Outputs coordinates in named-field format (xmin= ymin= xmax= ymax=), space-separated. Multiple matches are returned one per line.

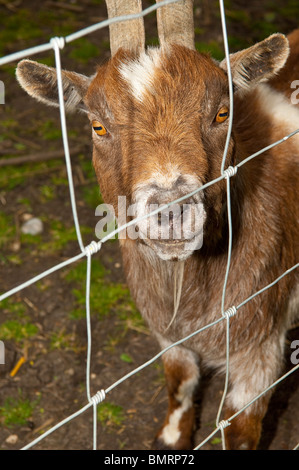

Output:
xmin=0 ymin=0 xmax=298 ymax=451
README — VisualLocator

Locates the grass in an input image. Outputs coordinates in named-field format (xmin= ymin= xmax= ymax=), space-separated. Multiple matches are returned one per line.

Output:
xmin=0 ymin=165 xmax=27 ymax=190
xmin=65 ymin=259 xmax=133 ymax=319
xmin=0 ymin=298 xmax=27 ymax=317
xmin=0 ymin=9 xmax=42 ymax=55
xmin=0 ymin=160 xmax=64 ymax=191
xmin=97 ymin=402 xmax=125 ymax=430
xmin=39 ymin=120 xmax=62 ymax=141
xmin=195 ymin=40 xmax=224 ymax=61
xmin=276 ymin=0 xmax=299 ymax=18
xmin=211 ymin=437 xmax=222 ymax=445
xmin=17 ymin=197 xmax=32 ymax=211
xmin=78 ymin=157 xmax=97 ymax=180
xmin=40 ymin=185 xmax=55 ymax=202
xmin=120 ymin=353 xmax=133 ymax=364
xmin=64 ymin=257 xmax=145 ymax=337
xmin=0 ymin=320 xmax=38 ymax=345
xmin=82 ymin=185 xmax=103 ymax=209
xmin=69 ymin=38 xmax=100 ymax=64
xmin=39 ymin=220 xmax=93 ymax=253
xmin=0 ymin=213 xmax=15 ymax=248
xmin=50 ymin=329 xmax=77 ymax=351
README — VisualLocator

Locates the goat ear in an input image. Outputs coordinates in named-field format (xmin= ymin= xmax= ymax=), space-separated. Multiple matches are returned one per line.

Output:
xmin=16 ymin=59 xmax=91 ymax=112
xmin=220 ymin=33 xmax=289 ymax=90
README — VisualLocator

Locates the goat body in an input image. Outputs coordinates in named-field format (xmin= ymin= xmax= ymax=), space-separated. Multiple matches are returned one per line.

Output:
xmin=16 ymin=28 xmax=299 ymax=449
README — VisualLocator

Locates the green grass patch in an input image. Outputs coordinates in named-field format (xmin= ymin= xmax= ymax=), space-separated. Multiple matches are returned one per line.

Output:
xmin=117 ymin=302 xmax=146 ymax=336
xmin=120 ymin=353 xmax=133 ymax=364
xmin=16 ymin=197 xmax=32 ymax=210
xmin=225 ymin=9 xmax=251 ymax=24
xmin=6 ymin=254 xmax=22 ymax=266
xmin=78 ymin=156 xmax=96 ymax=180
xmin=82 ymin=185 xmax=103 ymax=208
xmin=40 ymin=184 xmax=55 ymax=202
xmin=0 ymin=298 xmax=38 ymax=346
xmin=277 ymin=0 xmax=299 ymax=19
xmin=39 ymin=119 xmax=62 ymax=141
xmin=252 ymin=19 xmax=281 ymax=39
xmin=69 ymin=38 xmax=100 ymax=64
xmin=227 ymin=36 xmax=251 ymax=52
xmin=195 ymin=40 xmax=224 ymax=61
xmin=97 ymin=402 xmax=125 ymax=430
xmin=0 ymin=165 xmax=26 ymax=190
xmin=0 ymin=213 xmax=15 ymax=248
xmin=40 ymin=220 xmax=93 ymax=253
xmin=211 ymin=437 xmax=222 ymax=446
xmin=0 ymin=298 xmax=27 ymax=317
xmin=65 ymin=259 xmax=134 ymax=319
xmin=50 ymin=173 xmax=69 ymax=186
xmin=0 ymin=117 xmax=19 ymax=131
xmin=0 ymin=320 xmax=38 ymax=344
xmin=0 ymin=160 xmax=64 ymax=190
xmin=50 ymin=330 xmax=77 ymax=351
xmin=37 ymin=9 xmax=77 ymax=38
xmin=0 ymin=9 xmax=42 ymax=55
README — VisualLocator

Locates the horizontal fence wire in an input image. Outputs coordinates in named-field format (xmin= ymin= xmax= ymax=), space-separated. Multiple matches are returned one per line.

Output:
xmin=0 ymin=0 xmax=298 ymax=451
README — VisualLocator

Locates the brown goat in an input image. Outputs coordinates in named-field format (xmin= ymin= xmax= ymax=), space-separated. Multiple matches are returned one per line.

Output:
xmin=16 ymin=1 xmax=299 ymax=450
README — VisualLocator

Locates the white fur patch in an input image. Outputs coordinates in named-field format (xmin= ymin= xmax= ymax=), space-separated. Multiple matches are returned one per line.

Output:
xmin=160 ymin=375 xmax=198 ymax=446
xmin=227 ymin=335 xmax=285 ymax=414
xmin=161 ymin=406 xmax=184 ymax=445
xmin=155 ymin=343 xmax=200 ymax=446
xmin=146 ymin=165 xmax=183 ymax=190
xmin=119 ymin=48 xmax=162 ymax=102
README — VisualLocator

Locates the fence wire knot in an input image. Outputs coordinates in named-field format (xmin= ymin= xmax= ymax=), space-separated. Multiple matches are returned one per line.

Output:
xmin=223 ymin=166 xmax=238 ymax=179
xmin=218 ymin=419 xmax=231 ymax=431
xmin=50 ymin=36 xmax=65 ymax=50
xmin=90 ymin=390 xmax=106 ymax=406
xmin=222 ymin=306 xmax=237 ymax=320
xmin=84 ymin=241 xmax=102 ymax=257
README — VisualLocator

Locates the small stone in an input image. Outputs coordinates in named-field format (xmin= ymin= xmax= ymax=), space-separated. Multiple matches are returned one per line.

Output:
xmin=6 ymin=434 xmax=18 ymax=445
xmin=22 ymin=213 xmax=33 ymax=222
xmin=21 ymin=217 xmax=43 ymax=235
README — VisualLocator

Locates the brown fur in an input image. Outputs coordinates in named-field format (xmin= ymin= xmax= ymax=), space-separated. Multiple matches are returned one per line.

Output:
xmin=269 ymin=29 xmax=299 ymax=98
xmin=223 ymin=405 xmax=268 ymax=450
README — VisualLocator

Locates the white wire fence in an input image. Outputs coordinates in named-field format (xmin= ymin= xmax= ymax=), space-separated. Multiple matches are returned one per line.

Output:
xmin=0 ymin=0 xmax=298 ymax=451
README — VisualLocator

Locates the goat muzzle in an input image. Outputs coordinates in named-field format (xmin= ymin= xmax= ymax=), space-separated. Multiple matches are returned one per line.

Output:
xmin=132 ymin=180 xmax=206 ymax=261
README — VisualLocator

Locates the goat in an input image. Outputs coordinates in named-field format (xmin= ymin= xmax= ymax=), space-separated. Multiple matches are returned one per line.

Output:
xmin=16 ymin=0 xmax=299 ymax=450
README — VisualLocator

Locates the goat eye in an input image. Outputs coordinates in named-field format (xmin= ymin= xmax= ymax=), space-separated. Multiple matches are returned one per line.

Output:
xmin=215 ymin=106 xmax=229 ymax=123
xmin=92 ymin=120 xmax=107 ymax=136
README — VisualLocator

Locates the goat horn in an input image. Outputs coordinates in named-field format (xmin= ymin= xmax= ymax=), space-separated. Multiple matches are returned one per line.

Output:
xmin=105 ymin=0 xmax=145 ymax=56
xmin=156 ymin=0 xmax=195 ymax=50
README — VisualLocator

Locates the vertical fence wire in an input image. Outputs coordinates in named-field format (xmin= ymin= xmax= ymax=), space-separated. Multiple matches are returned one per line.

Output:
xmin=50 ymin=37 xmax=84 ymax=253
xmin=0 ymin=0 xmax=298 ymax=451
xmin=218 ymin=0 xmax=234 ymax=448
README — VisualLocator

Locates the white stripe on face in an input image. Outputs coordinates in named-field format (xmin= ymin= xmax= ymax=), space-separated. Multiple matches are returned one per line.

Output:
xmin=119 ymin=48 xmax=162 ymax=102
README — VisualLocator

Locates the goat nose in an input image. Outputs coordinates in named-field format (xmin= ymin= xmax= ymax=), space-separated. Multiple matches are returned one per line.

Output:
xmin=147 ymin=176 xmax=185 ymax=205
xmin=146 ymin=181 xmax=196 ymax=242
